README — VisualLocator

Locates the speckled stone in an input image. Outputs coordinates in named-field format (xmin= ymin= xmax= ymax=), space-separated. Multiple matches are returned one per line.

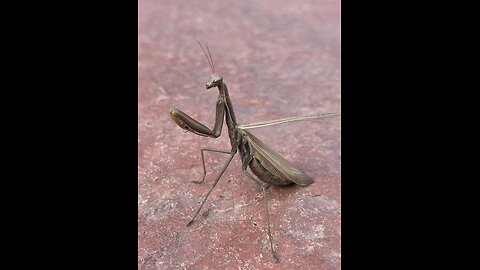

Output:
xmin=138 ymin=0 xmax=340 ymax=269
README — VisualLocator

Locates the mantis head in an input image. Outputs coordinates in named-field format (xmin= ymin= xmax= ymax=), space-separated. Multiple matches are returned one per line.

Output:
xmin=206 ymin=74 xmax=223 ymax=89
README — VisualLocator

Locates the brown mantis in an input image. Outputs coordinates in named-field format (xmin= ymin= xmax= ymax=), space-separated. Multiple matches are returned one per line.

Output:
xmin=169 ymin=42 xmax=340 ymax=263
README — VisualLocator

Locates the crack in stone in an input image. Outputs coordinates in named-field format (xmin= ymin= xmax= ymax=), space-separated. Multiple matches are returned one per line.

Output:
xmin=205 ymin=199 xmax=257 ymax=215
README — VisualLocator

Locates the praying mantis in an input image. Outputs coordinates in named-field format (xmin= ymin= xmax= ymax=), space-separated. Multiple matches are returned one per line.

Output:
xmin=169 ymin=42 xmax=340 ymax=263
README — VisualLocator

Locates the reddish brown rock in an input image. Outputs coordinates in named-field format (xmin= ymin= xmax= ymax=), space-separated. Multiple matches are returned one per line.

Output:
xmin=139 ymin=0 xmax=340 ymax=269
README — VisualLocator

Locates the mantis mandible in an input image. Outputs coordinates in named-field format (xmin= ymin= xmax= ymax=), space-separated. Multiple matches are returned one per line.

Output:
xmin=169 ymin=42 xmax=340 ymax=263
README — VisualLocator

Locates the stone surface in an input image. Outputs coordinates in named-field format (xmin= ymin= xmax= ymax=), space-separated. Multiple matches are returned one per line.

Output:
xmin=138 ymin=0 xmax=340 ymax=269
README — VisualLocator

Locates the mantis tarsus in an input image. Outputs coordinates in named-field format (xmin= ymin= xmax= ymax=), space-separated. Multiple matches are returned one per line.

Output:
xmin=169 ymin=42 xmax=340 ymax=263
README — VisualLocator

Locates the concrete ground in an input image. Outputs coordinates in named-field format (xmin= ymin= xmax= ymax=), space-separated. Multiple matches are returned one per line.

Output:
xmin=138 ymin=0 xmax=340 ymax=269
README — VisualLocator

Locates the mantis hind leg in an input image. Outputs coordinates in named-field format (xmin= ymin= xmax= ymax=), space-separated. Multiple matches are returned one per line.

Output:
xmin=241 ymin=155 xmax=280 ymax=263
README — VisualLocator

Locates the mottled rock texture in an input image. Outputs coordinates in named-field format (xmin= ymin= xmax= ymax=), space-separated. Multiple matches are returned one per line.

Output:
xmin=138 ymin=0 xmax=340 ymax=269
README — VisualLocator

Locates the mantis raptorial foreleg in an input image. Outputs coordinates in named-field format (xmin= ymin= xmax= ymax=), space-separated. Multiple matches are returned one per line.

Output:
xmin=170 ymin=94 xmax=231 ymax=183
xmin=170 ymin=93 xmax=225 ymax=138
